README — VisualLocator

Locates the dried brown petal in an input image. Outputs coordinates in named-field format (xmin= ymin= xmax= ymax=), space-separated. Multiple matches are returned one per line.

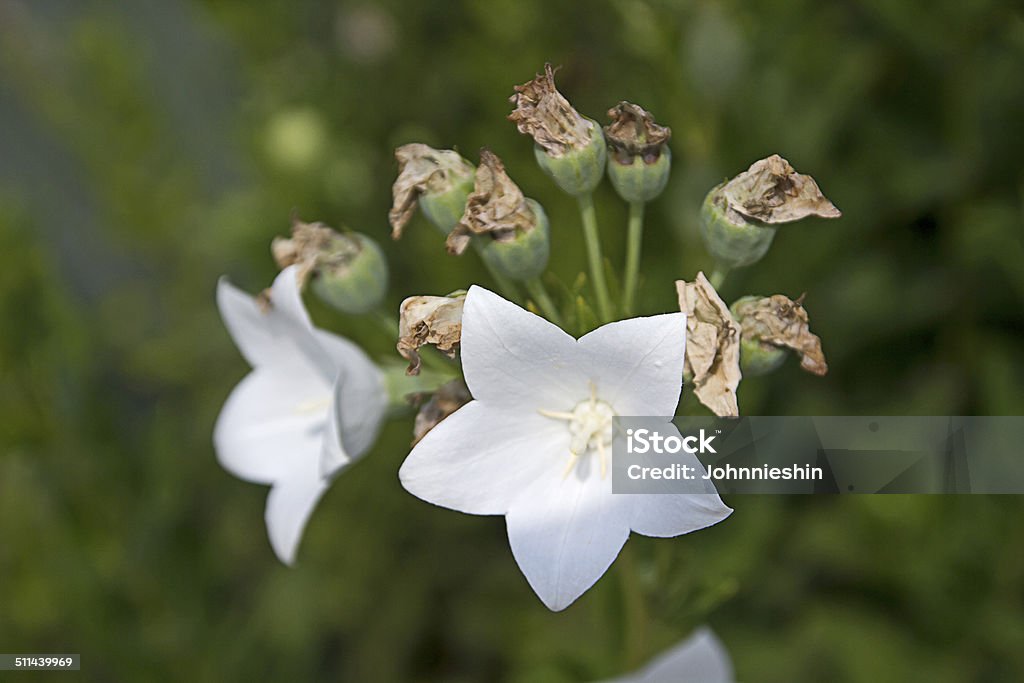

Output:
xmin=389 ymin=143 xmax=475 ymax=239
xmin=720 ymin=154 xmax=841 ymax=225
xmin=604 ymin=101 xmax=671 ymax=163
xmin=410 ymin=379 xmax=472 ymax=445
xmin=397 ymin=294 xmax=465 ymax=375
xmin=733 ymin=294 xmax=828 ymax=376
xmin=446 ymin=149 xmax=535 ymax=255
xmin=676 ymin=273 xmax=743 ymax=417
xmin=508 ymin=63 xmax=594 ymax=157
xmin=271 ymin=218 xmax=362 ymax=286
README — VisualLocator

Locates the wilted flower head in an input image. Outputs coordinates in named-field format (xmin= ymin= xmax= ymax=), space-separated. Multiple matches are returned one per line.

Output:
xmin=272 ymin=218 xmax=388 ymax=315
xmin=604 ymin=101 xmax=671 ymax=164
xmin=508 ymin=63 xmax=594 ymax=157
xmin=446 ymin=149 xmax=550 ymax=280
xmin=396 ymin=293 xmax=464 ymax=375
xmin=389 ymin=143 xmax=476 ymax=238
xmin=410 ymin=379 xmax=472 ymax=445
xmin=676 ymin=273 xmax=742 ymax=417
xmin=732 ymin=293 xmax=828 ymax=376
xmin=447 ymin=150 xmax=534 ymax=254
xmin=700 ymin=154 xmax=840 ymax=270
xmin=718 ymin=154 xmax=841 ymax=226
xmin=509 ymin=64 xmax=606 ymax=196
xmin=604 ymin=101 xmax=672 ymax=203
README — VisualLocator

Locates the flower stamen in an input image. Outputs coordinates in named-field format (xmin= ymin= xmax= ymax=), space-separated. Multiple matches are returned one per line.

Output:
xmin=539 ymin=382 xmax=615 ymax=480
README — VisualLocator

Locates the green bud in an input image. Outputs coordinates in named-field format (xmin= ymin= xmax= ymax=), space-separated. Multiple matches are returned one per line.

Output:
xmin=701 ymin=154 xmax=841 ymax=270
xmin=389 ymin=144 xmax=476 ymax=238
xmin=446 ymin=150 xmax=550 ymax=282
xmin=272 ymin=220 xmax=388 ymax=315
xmin=509 ymin=64 xmax=606 ymax=196
xmin=604 ymin=101 xmax=672 ymax=203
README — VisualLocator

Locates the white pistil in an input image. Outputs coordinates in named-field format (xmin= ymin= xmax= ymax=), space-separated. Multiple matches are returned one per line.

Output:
xmin=539 ymin=382 xmax=615 ymax=479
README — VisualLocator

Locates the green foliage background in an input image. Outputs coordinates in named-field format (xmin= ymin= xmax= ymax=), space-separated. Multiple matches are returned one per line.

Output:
xmin=1 ymin=0 xmax=1023 ymax=680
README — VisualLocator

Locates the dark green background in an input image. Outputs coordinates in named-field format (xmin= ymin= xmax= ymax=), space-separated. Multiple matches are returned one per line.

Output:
xmin=1 ymin=0 xmax=1023 ymax=680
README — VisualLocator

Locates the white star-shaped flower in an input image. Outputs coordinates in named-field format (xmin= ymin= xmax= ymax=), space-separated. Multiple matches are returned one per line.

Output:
xmin=598 ymin=627 xmax=734 ymax=683
xmin=214 ymin=265 xmax=386 ymax=564
xmin=399 ymin=286 xmax=732 ymax=610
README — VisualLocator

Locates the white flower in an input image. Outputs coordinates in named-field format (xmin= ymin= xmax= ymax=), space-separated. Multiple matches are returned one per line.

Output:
xmin=214 ymin=265 xmax=386 ymax=564
xmin=399 ymin=286 xmax=732 ymax=610
xmin=598 ymin=627 xmax=734 ymax=683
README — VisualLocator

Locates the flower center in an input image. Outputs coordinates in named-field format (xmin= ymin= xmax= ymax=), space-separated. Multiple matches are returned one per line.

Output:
xmin=539 ymin=383 xmax=616 ymax=479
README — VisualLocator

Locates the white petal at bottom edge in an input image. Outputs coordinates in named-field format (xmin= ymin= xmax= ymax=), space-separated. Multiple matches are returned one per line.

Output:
xmin=635 ymin=627 xmax=734 ymax=682
xmin=505 ymin=465 xmax=631 ymax=611
xmin=598 ymin=627 xmax=734 ymax=683
xmin=265 ymin=464 xmax=329 ymax=566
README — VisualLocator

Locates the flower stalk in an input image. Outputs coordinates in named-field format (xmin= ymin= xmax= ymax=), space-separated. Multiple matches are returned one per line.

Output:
xmin=623 ymin=200 xmax=645 ymax=316
xmin=578 ymin=193 xmax=614 ymax=323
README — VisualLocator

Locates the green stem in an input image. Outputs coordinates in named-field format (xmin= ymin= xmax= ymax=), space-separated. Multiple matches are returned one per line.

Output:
xmin=370 ymin=310 xmax=400 ymax=339
xmin=524 ymin=277 xmax=563 ymax=326
xmin=577 ymin=193 xmax=614 ymax=323
xmin=623 ymin=201 xmax=646 ymax=316
xmin=618 ymin=543 xmax=649 ymax=669
xmin=709 ymin=265 xmax=730 ymax=290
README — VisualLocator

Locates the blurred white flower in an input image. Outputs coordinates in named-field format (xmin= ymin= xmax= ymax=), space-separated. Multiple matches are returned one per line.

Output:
xmin=399 ymin=286 xmax=731 ymax=610
xmin=598 ymin=627 xmax=734 ymax=683
xmin=214 ymin=266 xmax=386 ymax=564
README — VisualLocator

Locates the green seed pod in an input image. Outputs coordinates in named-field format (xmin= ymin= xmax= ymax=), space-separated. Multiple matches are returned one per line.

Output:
xmin=608 ymin=146 xmax=671 ymax=203
xmin=532 ymin=125 xmax=607 ymax=197
xmin=272 ymin=221 xmax=388 ymax=315
xmin=390 ymin=144 xmax=476 ymax=239
xmin=509 ymin=64 xmax=606 ymax=197
xmin=418 ymin=172 xmax=475 ymax=235
xmin=738 ymin=334 xmax=788 ymax=377
xmin=478 ymin=199 xmax=550 ymax=281
xmin=309 ymin=233 xmax=388 ymax=315
xmin=604 ymin=101 xmax=672 ymax=203
xmin=701 ymin=155 xmax=841 ymax=270
xmin=731 ymin=294 xmax=829 ymax=377
xmin=700 ymin=186 xmax=778 ymax=270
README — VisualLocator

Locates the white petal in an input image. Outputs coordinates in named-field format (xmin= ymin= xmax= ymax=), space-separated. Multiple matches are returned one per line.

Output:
xmin=578 ymin=313 xmax=687 ymax=416
xmin=213 ymin=364 xmax=332 ymax=484
xmin=314 ymin=329 xmax=387 ymax=477
xmin=399 ymin=401 xmax=565 ymax=515
xmin=216 ymin=266 xmax=334 ymax=380
xmin=265 ymin=459 xmax=329 ymax=565
xmin=506 ymin=467 xmax=632 ymax=611
xmin=460 ymin=286 xmax=588 ymax=411
xmin=636 ymin=627 xmax=734 ymax=682
xmin=630 ymin=491 xmax=732 ymax=539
